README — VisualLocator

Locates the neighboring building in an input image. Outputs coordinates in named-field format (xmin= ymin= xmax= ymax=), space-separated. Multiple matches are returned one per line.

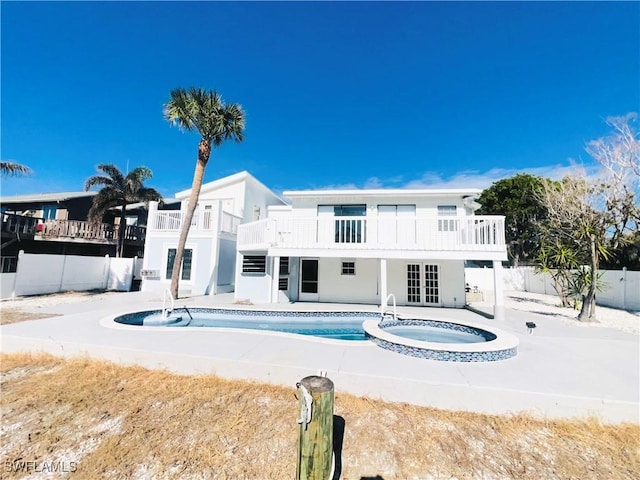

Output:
xmin=236 ymin=188 xmax=508 ymax=319
xmin=0 ymin=191 xmax=150 ymax=265
xmin=141 ymin=171 xmax=286 ymax=296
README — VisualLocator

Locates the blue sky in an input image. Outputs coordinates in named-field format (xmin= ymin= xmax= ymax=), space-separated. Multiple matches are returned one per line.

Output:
xmin=2 ymin=1 xmax=638 ymax=199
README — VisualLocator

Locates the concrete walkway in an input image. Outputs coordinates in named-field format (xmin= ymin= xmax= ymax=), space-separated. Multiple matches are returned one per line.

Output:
xmin=1 ymin=291 xmax=638 ymax=424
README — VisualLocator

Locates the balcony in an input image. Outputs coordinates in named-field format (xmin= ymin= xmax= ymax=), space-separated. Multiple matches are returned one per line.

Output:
xmin=1 ymin=213 xmax=146 ymax=246
xmin=148 ymin=209 xmax=241 ymax=235
xmin=237 ymin=215 xmax=506 ymax=257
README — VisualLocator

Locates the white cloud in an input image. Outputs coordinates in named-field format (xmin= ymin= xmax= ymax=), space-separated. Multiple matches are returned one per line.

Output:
xmin=355 ymin=162 xmax=604 ymax=191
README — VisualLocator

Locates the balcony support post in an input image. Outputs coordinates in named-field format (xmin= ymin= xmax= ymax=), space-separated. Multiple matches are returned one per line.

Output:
xmin=271 ymin=256 xmax=280 ymax=303
xmin=379 ymin=258 xmax=388 ymax=307
xmin=492 ymin=260 xmax=505 ymax=321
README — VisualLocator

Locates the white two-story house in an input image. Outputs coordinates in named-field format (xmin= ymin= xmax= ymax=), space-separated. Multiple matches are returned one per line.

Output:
xmin=235 ymin=188 xmax=508 ymax=319
xmin=141 ymin=171 xmax=285 ymax=296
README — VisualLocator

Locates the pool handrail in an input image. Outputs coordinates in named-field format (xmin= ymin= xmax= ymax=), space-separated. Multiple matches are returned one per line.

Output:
xmin=162 ymin=288 xmax=175 ymax=320
xmin=381 ymin=293 xmax=397 ymax=322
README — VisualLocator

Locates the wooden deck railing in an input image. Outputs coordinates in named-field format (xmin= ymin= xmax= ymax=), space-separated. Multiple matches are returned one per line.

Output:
xmin=1 ymin=214 xmax=145 ymax=245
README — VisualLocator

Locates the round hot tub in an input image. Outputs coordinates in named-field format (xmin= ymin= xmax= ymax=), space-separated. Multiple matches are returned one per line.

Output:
xmin=362 ymin=317 xmax=517 ymax=362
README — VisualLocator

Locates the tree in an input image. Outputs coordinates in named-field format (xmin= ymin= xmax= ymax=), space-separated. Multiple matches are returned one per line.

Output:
xmin=587 ymin=112 xmax=640 ymax=253
xmin=163 ymin=87 xmax=245 ymax=299
xmin=587 ymin=112 xmax=640 ymax=191
xmin=536 ymin=114 xmax=639 ymax=320
xmin=535 ymin=239 xmax=581 ymax=308
xmin=477 ymin=173 xmax=548 ymax=266
xmin=1 ymin=161 xmax=30 ymax=176
xmin=537 ymin=175 xmax=610 ymax=320
xmin=85 ymin=164 xmax=161 ymax=257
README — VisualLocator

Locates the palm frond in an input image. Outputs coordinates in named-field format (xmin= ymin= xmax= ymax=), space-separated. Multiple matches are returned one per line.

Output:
xmin=164 ymin=88 xmax=196 ymax=132
xmin=85 ymin=175 xmax=114 ymax=191
xmin=85 ymin=163 xmax=160 ymax=222
xmin=136 ymin=188 xmax=162 ymax=203
xmin=164 ymin=87 xmax=245 ymax=145
xmin=1 ymin=161 xmax=31 ymax=176
xmin=97 ymin=164 xmax=125 ymax=187
xmin=87 ymin=189 xmax=121 ymax=223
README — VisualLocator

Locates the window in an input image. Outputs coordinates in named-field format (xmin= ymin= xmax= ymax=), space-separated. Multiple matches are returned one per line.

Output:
xmin=278 ymin=257 xmax=290 ymax=291
xmin=437 ymin=205 xmax=457 ymax=232
xmin=42 ymin=205 xmax=57 ymax=220
xmin=166 ymin=248 xmax=193 ymax=280
xmin=242 ymin=255 xmax=266 ymax=274
xmin=320 ymin=204 xmax=367 ymax=243
xmin=279 ymin=257 xmax=290 ymax=275
xmin=341 ymin=261 xmax=355 ymax=275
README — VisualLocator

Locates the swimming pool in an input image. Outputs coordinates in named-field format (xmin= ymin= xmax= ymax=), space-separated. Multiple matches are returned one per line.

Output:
xmin=114 ymin=308 xmax=379 ymax=341
xmin=110 ymin=308 xmax=519 ymax=361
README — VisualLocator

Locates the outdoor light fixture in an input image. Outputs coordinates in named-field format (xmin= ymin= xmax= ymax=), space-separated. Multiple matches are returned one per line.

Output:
xmin=526 ymin=321 xmax=536 ymax=334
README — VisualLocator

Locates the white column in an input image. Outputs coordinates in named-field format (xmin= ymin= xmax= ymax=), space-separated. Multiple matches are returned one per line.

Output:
xmin=147 ymin=201 xmax=158 ymax=232
xmin=271 ymin=256 xmax=280 ymax=303
xmin=380 ymin=258 xmax=388 ymax=308
xmin=493 ymin=260 xmax=505 ymax=321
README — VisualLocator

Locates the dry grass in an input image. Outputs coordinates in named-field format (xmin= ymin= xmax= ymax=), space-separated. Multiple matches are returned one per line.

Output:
xmin=1 ymin=353 xmax=638 ymax=480
xmin=0 ymin=310 xmax=60 ymax=325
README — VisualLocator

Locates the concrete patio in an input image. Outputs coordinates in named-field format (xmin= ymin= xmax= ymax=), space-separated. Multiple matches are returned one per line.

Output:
xmin=1 ymin=291 xmax=638 ymax=424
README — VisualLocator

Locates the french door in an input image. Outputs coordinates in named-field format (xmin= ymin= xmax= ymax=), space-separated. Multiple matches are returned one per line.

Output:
xmin=299 ymin=258 xmax=319 ymax=301
xmin=407 ymin=263 xmax=440 ymax=306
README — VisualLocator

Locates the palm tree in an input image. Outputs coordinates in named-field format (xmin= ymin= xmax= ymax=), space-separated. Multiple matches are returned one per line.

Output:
xmin=164 ymin=87 xmax=245 ymax=298
xmin=1 ymin=161 xmax=31 ymax=176
xmin=85 ymin=164 xmax=162 ymax=257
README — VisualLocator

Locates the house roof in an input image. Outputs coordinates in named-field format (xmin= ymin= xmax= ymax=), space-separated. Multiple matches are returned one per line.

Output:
xmin=108 ymin=199 xmax=181 ymax=212
xmin=0 ymin=191 xmax=97 ymax=205
xmin=282 ymin=188 xmax=482 ymax=200
xmin=175 ymin=170 xmax=285 ymax=204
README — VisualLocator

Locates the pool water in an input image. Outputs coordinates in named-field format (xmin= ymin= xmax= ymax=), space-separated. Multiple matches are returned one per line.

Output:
xmin=115 ymin=309 xmax=378 ymax=341
xmin=382 ymin=325 xmax=487 ymax=343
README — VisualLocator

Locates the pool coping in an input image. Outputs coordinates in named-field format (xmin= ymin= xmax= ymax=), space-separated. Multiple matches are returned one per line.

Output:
xmin=99 ymin=307 xmax=380 ymax=347
xmin=363 ymin=316 xmax=519 ymax=354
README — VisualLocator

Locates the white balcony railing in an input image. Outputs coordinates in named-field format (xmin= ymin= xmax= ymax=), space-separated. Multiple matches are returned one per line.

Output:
xmin=237 ymin=215 xmax=506 ymax=253
xmin=150 ymin=209 xmax=242 ymax=235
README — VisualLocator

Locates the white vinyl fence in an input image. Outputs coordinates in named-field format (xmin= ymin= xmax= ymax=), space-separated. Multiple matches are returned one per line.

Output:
xmin=0 ymin=251 xmax=141 ymax=299
xmin=465 ymin=266 xmax=640 ymax=311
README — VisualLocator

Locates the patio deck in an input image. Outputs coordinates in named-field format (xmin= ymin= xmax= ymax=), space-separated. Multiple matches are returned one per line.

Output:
xmin=1 ymin=291 xmax=637 ymax=424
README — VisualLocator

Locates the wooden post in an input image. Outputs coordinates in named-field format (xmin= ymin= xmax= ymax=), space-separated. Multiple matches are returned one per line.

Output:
xmin=296 ymin=375 xmax=334 ymax=480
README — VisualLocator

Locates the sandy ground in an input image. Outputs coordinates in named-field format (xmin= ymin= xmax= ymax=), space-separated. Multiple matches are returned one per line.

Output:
xmin=1 ymin=288 xmax=638 ymax=335
xmin=477 ymin=290 xmax=640 ymax=335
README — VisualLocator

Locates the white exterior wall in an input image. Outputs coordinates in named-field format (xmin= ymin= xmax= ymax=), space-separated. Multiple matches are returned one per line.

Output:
xmin=288 ymin=194 xmax=474 ymax=217
xmin=386 ymin=259 xmax=465 ymax=307
xmin=234 ymin=253 xmax=275 ymax=303
xmin=243 ymin=177 xmax=285 ymax=222
xmin=235 ymin=188 xmax=492 ymax=305
xmin=317 ymin=258 xmax=379 ymax=304
xmin=216 ymin=237 xmax=237 ymax=293
xmin=143 ymin=172 xmax=285 ymax=297
xmin=141 ymin=236 xmax=213 ymax=296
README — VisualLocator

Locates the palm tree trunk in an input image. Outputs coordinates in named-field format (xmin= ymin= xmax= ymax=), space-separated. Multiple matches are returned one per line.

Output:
xmin=117 ymin=203 xmax=127 ymax=257
xmin=170 ymin=138 xmax=211 ymax=299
